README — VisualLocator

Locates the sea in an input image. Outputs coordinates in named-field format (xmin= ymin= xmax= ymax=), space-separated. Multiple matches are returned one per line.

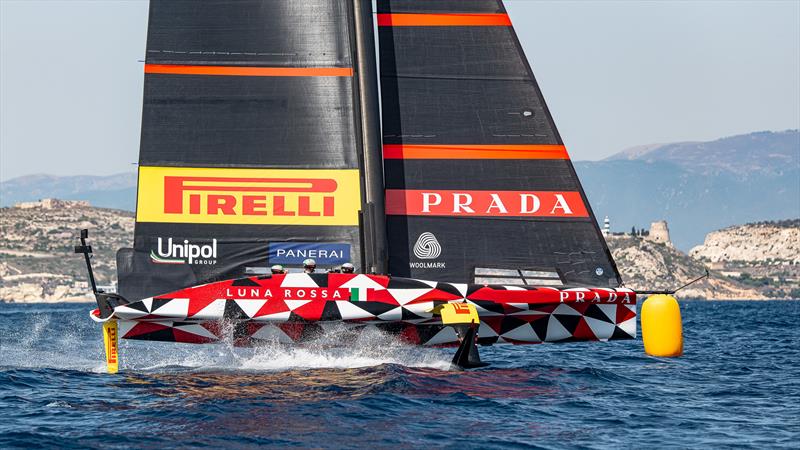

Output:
xmin=1 ymin=301 xmax=798 ymax=449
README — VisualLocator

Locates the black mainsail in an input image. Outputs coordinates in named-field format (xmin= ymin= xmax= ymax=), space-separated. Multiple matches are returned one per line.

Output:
xmin=377 ymin=0 xmax=620 ymax=287
xmin=119 ymin=0 xmax=379 ymax=300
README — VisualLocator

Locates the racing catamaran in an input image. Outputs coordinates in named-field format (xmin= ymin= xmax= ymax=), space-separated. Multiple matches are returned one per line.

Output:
xmin=77 ymin=0 xmax=676 ymax=373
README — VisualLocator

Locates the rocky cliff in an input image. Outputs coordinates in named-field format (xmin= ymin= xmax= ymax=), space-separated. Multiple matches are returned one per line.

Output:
xmin=689 ymin=219 xmax=800 ymax=264
xmin=0 ymin=201 xmax=134 ymax=302
xmin=606 ymin=236 xmax=765 ymax=300
xmin=687 ymin=219 xmax=800 ymax=299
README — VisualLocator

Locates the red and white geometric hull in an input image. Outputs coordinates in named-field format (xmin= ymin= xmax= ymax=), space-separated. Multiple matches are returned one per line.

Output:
xmin=92 ymin=273 xmax=636 ymax=347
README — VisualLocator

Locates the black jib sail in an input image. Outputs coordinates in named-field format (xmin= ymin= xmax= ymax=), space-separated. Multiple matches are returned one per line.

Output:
xmin=119 ymin=0 xmax=379 ymax=300
xmin=377 ymin=0 xmax=620 ymax=286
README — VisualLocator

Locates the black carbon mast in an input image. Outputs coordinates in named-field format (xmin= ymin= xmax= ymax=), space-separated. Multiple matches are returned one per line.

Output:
xmin=352 ymin=0 xmax=388 ymax=275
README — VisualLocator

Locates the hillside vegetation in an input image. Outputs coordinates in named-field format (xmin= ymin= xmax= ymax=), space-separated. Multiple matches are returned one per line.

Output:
xmin=0 ymin=201 xmax=133 ymax=302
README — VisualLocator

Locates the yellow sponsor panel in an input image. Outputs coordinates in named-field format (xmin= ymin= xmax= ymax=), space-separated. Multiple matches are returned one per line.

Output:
xmin=103 ymin=320 xmax=119 ymax=374
xmin=436 ymin=302 xmax=480 ymax=325
xmin=136 ymin=166 xmax=361 ymax=226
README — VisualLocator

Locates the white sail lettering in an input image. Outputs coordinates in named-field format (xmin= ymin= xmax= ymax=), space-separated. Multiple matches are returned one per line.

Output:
xmin=486 ymin=193 xmax=508 ymax=214
xmin=453 ymin=193 xmax=475 ymax=213
xmin=156 ymin=238 xmax=216 ymax=263
xmin=520 ymin=194 xmax=541 ymax=214
xmin=422 ymin=193 xmax=442 ymax=213
xmin=550 ymin=194 xmax=573 ymax=215
xmin=157 ymin=238 xmax=172 ymax=257
xmin=187 ymin=242 xmax=201 ymax=263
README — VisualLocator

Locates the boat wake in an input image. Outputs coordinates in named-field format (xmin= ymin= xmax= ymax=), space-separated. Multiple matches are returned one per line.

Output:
xmin=125 ymin=326 xmax=452 ymax=373
xmin=0 ymin=309 xmax=451 ymax=373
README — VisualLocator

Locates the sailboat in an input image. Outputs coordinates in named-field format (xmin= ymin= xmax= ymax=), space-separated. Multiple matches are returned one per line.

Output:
xmin=76 ymin=0 xmax=676 ymax=373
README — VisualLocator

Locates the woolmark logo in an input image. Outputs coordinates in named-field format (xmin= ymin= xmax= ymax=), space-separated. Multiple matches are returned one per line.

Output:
xmin=150 ymin=238 xmax=217 ymax=265
xmin=413 ymin=232 xmax=442 ymax=259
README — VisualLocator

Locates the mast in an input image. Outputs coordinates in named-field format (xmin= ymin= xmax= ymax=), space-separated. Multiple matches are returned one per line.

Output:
xmin=352 ymin=0 xmax=388 ymax=274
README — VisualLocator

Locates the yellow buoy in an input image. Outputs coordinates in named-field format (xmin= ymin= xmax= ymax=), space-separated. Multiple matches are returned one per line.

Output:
xmin=641 ymin=294 xmax=683 ymax=357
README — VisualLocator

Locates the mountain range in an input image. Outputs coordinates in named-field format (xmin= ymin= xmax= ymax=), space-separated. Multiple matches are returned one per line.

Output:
xmin=575 ymin=129 xmax=798 ymax=249
xmin=2 ymin=130 xmax=798 ymax=250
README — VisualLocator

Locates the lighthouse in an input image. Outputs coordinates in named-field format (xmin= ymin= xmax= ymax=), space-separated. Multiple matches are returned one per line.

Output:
xmin=602 ymin=216 xmax=611 ymax=237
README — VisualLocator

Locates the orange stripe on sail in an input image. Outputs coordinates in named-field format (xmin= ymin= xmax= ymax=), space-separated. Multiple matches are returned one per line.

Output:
xmin=382 ymin=144 xmax=570 ymax=160
xmin=144 ymin=64 xmax=353 ymax=77
xmin=376 ymin=13 xmax=512 ymax=27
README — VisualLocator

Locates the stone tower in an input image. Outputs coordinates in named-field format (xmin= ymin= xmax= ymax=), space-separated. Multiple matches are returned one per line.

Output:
xmin=648 ymin=220 xmax=671 ymax=245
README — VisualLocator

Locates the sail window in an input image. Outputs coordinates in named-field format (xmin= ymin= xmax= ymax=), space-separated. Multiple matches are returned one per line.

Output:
xmin=473 ymin=267 xmax=563 ymax=286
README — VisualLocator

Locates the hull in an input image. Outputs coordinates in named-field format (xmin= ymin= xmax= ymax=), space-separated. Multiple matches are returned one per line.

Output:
xmin=92 ymin=273 xmax=637 ymax=347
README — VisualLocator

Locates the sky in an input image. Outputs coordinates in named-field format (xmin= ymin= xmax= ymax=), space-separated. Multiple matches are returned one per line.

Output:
xmin=1 ymin=0 xmax=798 ymax=182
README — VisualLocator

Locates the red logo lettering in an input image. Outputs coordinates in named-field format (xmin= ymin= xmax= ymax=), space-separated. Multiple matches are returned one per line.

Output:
xmin=453 ymin=303 xmax=472 ymax=314
xmin=107 ymin=326 xmax=118 ymax=363
xmin=163 ymin=176 xmax=338 ymax=217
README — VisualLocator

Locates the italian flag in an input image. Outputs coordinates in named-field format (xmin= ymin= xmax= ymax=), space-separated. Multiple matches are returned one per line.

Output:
xmin=149 ymin=250 xmax=184 ymax=265
xmin=350 ymin=288 xmax=369 ymax=302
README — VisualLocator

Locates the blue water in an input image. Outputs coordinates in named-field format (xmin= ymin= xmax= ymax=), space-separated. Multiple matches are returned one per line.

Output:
xmin=1 ymin=301 xmax=798 ymax=448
